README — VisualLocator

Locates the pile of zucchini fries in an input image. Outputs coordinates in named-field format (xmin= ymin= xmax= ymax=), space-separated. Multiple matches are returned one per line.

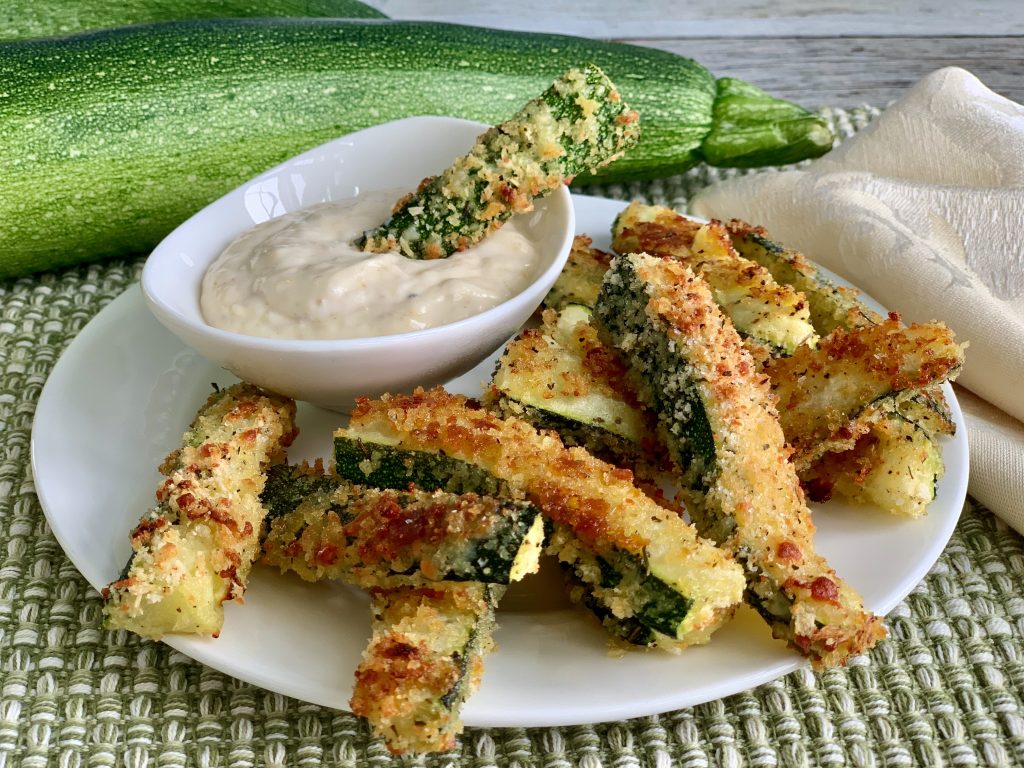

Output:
xmin=98 ymin=61 xmax=963 ymax=753
xmin=489 ymin=203 xmax=962 ymax=664
xmin=99 ymin=207 xmax=962 ymax=752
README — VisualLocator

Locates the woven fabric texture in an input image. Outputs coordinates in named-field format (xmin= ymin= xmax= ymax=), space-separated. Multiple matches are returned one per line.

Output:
xmin=2 ymin=107 xmax=1023 ymax=768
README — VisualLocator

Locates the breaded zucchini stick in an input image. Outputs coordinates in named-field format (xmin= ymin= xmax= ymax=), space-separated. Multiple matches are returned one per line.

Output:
xmin=359 ymin=65 xmax=640 ymax=259
xmin=612 ymin=202 xmax=817 ymax=354
xmin=594 ymin=253 xmax=885 ymax=667
xmin=544 ymin=225 xmax=959 ymax=515
xmin=352 ymin=583 xmax=501 ymax=754
xmin=764 ymin=315 xmax=963 ymax=469
xmin=800 ymin=410 xmax=946 ymax=517
xmin=492 ymin=303 xmax=960 ymax=479
xmin=103 ymin=384 xmax=297 ymax=639
xmin=335 ymin=388 xmax=745 ymax=649
xmin=725 ymin=219 xmax=878 ymax=335
xmin=260 ymin=463 xmax=543 ymax=586
xmin=726 ymin=220 xmax=959 ymax=512
xmin=487 ymin=304 xmax=662 ymax=469
xmin=543 ymin=235 xmax=615 ymax=310
xmin=257 ymin=464 xmax=513 ymax=755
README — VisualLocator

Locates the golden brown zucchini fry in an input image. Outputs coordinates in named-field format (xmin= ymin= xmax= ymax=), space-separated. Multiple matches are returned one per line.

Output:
xmin=725 ymin=218 xmax=879 ymax=335
xmin=612 ymin=202 xmax=817 ymax=354
xmin=260 ymin=463 xmax=543 ymax=587
xmin=352 ymin=583 xmax=501 ymax=754
xmin=800 ymin=410 xmax=945 ymax=517
xmin=543 ymin=235 xmax=615 ymax=311
xmin=339 ymin=388 xmax=745 ymax=649
xmin=103 ymin=384 xmax=297 ymax=639
xmin=725 ymin=218 xmax=958 ymax=512
xmin=486 ymin=305 xmax=662 ymax=469
xmin=765 ymin=315 xmax=963 ymax=469
xmin=360 ymin=65 xmax=639 ymax=259
xmin=594 ymin=253 xmax=885 ymax=668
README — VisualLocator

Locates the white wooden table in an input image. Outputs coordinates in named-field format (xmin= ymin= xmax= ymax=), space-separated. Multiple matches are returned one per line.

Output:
xmin=374 ymin=0 xmax=1023 ymax=107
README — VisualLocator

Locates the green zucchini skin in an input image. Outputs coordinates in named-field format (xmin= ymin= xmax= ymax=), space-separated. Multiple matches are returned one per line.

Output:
xmin=0 ymin=18 xmax=831 ymax=279
xmin=259 ymin=463 xmax=543 ymax=586
xmin=702 ymin=78 xmax=835 ymax=168
xmin=0 ymin=0 xmax=385 ymax=41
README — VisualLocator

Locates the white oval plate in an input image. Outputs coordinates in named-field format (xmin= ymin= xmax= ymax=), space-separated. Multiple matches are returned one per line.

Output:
xmin=31 ymin=195 xmax=967 ymax=728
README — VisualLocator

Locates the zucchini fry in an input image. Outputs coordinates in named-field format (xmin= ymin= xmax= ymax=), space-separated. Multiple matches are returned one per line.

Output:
xmin=102 ymin=384 xmax=297 ymax=639
xmin=260 ymin=463 xmax=543 ymax=586
xmin=335 ymin=389 xmax=745 ymax=649
xmin=612 ymin=202 xmax=817 ymax=354
xmin=259 ymin=464 xmax=513 ymax=755
xmin=352 ymin=582 xmax=502 ymax=755
xmin=765 ymin=316 xmax=964 ymax=469
xmin=800 ymin=410 xmax=945 ymax=517
xmin=359 ymin=64 xmax=639 ymax=259
xmin=594 ymin=253 xmax=885 ymax=667
xmin=725 ymin=219 xmax=878 ymax=335
xmin=544 ymin=235 xmax=615 ymax=310
xmin=725 ymin=219 xmax=959 ymax=511
xmin=487 ymin=304 xmax=662 ymax=469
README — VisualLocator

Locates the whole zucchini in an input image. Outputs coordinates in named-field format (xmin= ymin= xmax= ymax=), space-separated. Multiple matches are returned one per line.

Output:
xmin=0 ymin=18 xmax=832 ymax=279
xmin=0 ymin=0 xmax=385 ymax=41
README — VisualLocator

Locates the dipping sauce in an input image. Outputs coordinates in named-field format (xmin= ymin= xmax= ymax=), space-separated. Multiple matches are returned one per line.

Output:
xmin=201 ymin=190 xmax=543 ymax=340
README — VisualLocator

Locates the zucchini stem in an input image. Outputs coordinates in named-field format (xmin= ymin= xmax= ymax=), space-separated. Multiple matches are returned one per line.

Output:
xmin=700 ymin=77 xmax=835 ymax=168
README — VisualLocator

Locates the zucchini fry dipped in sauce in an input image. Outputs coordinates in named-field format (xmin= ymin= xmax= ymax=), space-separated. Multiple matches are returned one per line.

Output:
xmin=612 ymin=202 xmax=817 ymax=355
xmin=260 ymin=463 xmax=543 ymax=586
xmin=335 ymin=389 xmax=745 ymax=649
xmin=593 ymin=254 xmax=886 ymax=667
xmin=359 ymin=64 xmax=639 ymax=259
xmin=353 ymin=582 xmax=501 ymax=755
xmin=102 ymin=384 xmax=297 ymax=639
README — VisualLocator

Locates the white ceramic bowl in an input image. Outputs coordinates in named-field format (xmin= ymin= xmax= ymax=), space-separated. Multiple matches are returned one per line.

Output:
xmin=142 ymin=116 xmax=575 ymax=411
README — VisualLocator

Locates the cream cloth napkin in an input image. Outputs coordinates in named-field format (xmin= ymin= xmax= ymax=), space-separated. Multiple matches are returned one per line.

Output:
xmin=690 ymin=67 xmax=1024 ymax=531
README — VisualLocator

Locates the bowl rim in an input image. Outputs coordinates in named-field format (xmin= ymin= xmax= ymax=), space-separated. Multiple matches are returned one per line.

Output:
xmin=141 ymin=115 xmax=576 ymax=351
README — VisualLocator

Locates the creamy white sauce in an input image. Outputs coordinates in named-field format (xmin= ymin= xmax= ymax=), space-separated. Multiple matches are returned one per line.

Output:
xmin=201 ymin=190 xmax=542 ymax=340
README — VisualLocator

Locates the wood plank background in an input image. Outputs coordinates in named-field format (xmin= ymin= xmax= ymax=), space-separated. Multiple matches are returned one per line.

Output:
xmin=631 ymin=37 xmax=1024 ymax=107
xmin=372 ymin=1 xmax=1024 ymax=107
xmin=373 ymin=0 xmax=1024 ymax=37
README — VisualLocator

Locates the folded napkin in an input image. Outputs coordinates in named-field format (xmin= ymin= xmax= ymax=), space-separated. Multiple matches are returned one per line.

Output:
xmin=690 ymin=67 xmax=1024 ymax=532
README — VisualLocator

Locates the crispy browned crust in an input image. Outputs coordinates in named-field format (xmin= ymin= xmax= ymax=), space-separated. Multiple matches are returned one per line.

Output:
xmin=800 ymin=401 xmax=945 ymax=517
xmin=345 ymin=388 xmax=744 ymax=644
xmin=765 ymin=315 xmax=964 ymax=469
xmin=103 ymin=384 xmax=297 ymax=638
xmin=723 ymin=218 xmax=880 ymax=333
xmin=351 ymin=583 xmax=497 ymax=754
xmin=496 ymin=308 xmax=648 ymax=412
xmin=612 ymin=203 xmax=815 ymax=353
xmin=262 ymin=484 xmax=531 ymax=585
xmin=544 ymin=235 xmax=615 ymax=310
xmin=596 ymin=254 xmax=886 ymax=668
xmin=613 ymin=201 xmax=701 ymax=253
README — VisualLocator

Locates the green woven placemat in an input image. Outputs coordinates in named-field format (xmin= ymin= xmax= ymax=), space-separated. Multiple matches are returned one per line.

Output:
xmin=2 ymin=107 xmax=1023 ymax=768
